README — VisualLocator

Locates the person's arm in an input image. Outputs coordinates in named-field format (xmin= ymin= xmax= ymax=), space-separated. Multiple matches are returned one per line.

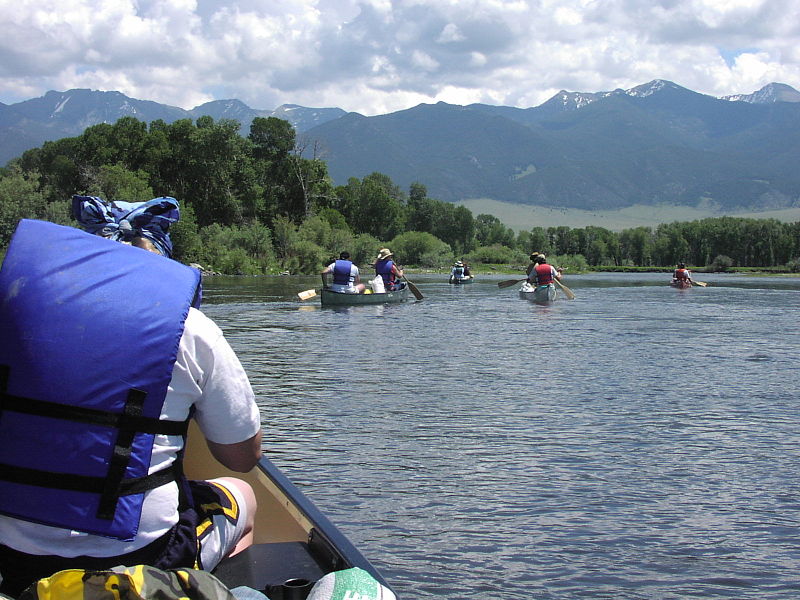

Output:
xmin=393 ymin=264 xmax=404 ymax=278
xmin=188 ymin=310 xmax=264 ymax=473
xmin=206 ymin=430 xmax=262 ymax=472
xmin=321 ymin=264 xmax=332 ymax=287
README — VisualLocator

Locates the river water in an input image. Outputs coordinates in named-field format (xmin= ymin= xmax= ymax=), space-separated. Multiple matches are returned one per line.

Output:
xmin=200 ymin=272 xmax=800 ymax=600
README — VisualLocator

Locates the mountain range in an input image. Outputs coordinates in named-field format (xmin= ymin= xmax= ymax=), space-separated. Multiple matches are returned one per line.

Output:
xmin=2 ymin=81 xmax=799 ymax=212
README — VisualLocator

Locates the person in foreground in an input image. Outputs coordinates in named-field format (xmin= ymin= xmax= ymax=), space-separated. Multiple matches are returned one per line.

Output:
xmin=321 ymin=251 xmax=366 ymax=294
xmin=0 ymin=196 xmax=263 ymax=597
xmin=672 ymin=262 xmax=694 ymax=285
xmin=374 ymin=248 xmax=405 ymax=291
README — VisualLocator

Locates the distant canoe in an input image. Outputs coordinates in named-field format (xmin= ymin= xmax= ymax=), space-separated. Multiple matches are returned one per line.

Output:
xmin=449 ymin=276 xmax=473 ymax=284
xmin=321 ymin=286 xmax=410 ymax=306
xmin=670 ymin=279 xmax=692 ymax=289
xmin=519 ymin=283 xmax=557 ymax=304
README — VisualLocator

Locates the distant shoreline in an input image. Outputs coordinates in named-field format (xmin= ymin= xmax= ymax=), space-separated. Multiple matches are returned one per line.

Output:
xmin=411 ymin=266 xmax=798 ymax=276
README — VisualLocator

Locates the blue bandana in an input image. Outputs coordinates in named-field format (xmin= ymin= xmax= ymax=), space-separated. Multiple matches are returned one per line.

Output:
xmin=71 ymin=195 xmax=180 ymax=258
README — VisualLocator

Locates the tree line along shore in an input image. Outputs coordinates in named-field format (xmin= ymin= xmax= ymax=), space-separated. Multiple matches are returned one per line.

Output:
xmin=1 ymin=115 xmax=798 ymax=275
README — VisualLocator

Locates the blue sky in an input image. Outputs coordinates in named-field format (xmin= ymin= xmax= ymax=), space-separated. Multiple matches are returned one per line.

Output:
xmin=1 ymin=0 xmax=798 ymax=114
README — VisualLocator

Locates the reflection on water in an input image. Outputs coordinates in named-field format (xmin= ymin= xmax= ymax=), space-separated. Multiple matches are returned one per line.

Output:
xmin=201 ymin=273 xmax=800 ymax=600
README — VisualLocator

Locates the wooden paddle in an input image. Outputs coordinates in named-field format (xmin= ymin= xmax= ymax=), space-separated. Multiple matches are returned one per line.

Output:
xmin=497 ymin=278 xmax=527 ymax=289
xmin=692 ymin=280 xmax=708 ymax=287
xmin=555 ymin=279 xmax=575 ymax=300
xmin=403 ymin=276 xmax=424 ymax=300
xmin=297 ymin=288 xmax=317 ymax=300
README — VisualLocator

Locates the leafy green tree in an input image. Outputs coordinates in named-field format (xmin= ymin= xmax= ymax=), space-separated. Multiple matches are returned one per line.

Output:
xmin=547 ymin=226 xmax=572 ymax=256
xmin=351 ymin=233 xmax=382 ymax=266
xmin=586 ymin=239 xmax=608 ymax=266
xmin=468 ymin=243 xmax=524 ymax=265
xmin=298 ymin=213 xmax=357 ymax=259
xmin=18 ymin=139 xmax=81 ymax=202
xmin=406 ymin=183 xmax=437 ymax=233
xmin=0 ymin=169 xmax=48 ymax=247
xmin=271 ymin=214 xmax=299 ymax=268
xmin=619 ymin=226 xmax=653 ymax=266
xmin=521 ymin=227 xmax=551 ymax=255
xmin=90 ymin=164 xmax=154 ymax=202
xmin=389 ymin=231 xmax=452 ymax=267
xmin=653 ymin=224 xmax=690 ymax=266
xmin=475 ymin=214 xmax=514 ymax=247
xmin=170 ymin=202 xmax=203 ymax=264
xmin=283 ymin=239 xmax=327 ymax=275
xmin=248 ymin=117 xmax=295 ymax=163
xmin=429 ymin=202 xmax=475 ymax=255
xmin=709 ymin=254 xmax=734 ymax=272
xmin=316 ymin=207 xmax=349 ymax=231
xmin=337 ymin=173 xmax=406 ymax=240
xmin=234 ymin=221 xmax=276 ymax=266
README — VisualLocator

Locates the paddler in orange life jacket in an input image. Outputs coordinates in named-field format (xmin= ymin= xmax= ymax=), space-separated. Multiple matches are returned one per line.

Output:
xmin=528 ymin=254 xmax=563 ymax=287
xmin=672 ymin=262 xmax=694 ymax=285
xmin=374 ymin=248 xmax=405 ymax=291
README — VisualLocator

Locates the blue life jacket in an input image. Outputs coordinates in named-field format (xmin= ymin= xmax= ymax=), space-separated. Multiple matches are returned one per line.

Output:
xmin=332 ymin=260 xmax=354 ymax=285
xmin=375 ymin=259 xmax=395 ymax=287
xmin=0 ymin=219 xmax=202 ymax=541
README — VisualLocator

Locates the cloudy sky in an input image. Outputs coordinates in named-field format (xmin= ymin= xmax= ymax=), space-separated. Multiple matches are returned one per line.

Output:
xmin=1 ymin=0 xmax=799 ymax=114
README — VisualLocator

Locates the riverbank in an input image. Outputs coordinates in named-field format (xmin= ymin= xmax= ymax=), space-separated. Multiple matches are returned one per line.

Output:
xmin=408 ymin=264 xmax=798 ymax=276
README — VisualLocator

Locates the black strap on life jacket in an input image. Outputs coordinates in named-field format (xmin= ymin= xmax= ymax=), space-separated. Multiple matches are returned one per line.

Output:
xmin=0 ymin=364 xmax=189 ymax=521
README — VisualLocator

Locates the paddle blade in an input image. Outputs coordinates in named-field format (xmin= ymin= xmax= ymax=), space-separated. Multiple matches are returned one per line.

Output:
xmin=297 ymin=289 xmax=317 ymax=300
xmin=693 ymin=281 xmax=708 ymax=287
xmin=555 ymin=279 xmax=575 ymax=300
xmin=498 ymin=278 xmax=525 ymax=289
xmin=405 ymin=278 xmax=424 ymax=300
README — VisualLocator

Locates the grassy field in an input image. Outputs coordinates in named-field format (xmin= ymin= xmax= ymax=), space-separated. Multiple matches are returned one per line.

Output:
xmin=456 ymin=199 xmax=800 ymax=232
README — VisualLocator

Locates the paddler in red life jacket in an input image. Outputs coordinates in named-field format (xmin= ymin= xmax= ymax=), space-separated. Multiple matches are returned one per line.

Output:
xmin=374 ymin=248 xmax=405 ymax=291
xmin=528 ymin=254 xmax=563 ymax=287
xmin=672 ymin=262 xmax=693 ymax=285
xmin=321 ymin=251 xmax=366 ymax=294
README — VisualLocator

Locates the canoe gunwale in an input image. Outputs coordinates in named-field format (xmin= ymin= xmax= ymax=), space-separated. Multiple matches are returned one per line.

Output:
xmin=320 ymin=286 xmax=410 ymax=305
xmin=183 ymin=423 xmax=394 ymax=594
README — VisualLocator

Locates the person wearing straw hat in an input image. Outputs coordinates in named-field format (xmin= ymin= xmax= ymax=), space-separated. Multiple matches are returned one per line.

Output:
xmin=525 ymin=252 xmax=541 ymax=278
xmin=374 ymin=248 xmax=405 ymax=291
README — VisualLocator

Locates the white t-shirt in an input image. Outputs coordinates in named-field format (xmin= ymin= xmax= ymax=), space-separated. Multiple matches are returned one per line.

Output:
xmin=326 ymin=261 xmax=360 ymax=293
xmin=0 ymin=308 xmax=261 ymax=557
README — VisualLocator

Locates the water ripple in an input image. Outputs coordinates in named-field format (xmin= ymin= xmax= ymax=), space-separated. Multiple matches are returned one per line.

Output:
xmin=201 ymin=274 xmax=800 ymax=599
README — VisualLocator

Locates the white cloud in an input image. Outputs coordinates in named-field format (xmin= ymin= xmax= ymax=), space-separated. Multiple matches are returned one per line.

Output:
xmin=437 ymin=23 xmax=465 ymax=43
xmin=1 ymin=0 xmax=799 ymax=113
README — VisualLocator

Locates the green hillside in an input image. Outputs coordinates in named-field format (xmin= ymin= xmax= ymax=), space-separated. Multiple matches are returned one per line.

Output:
xmin=457 ymin=199 xmax=800 ymax=232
